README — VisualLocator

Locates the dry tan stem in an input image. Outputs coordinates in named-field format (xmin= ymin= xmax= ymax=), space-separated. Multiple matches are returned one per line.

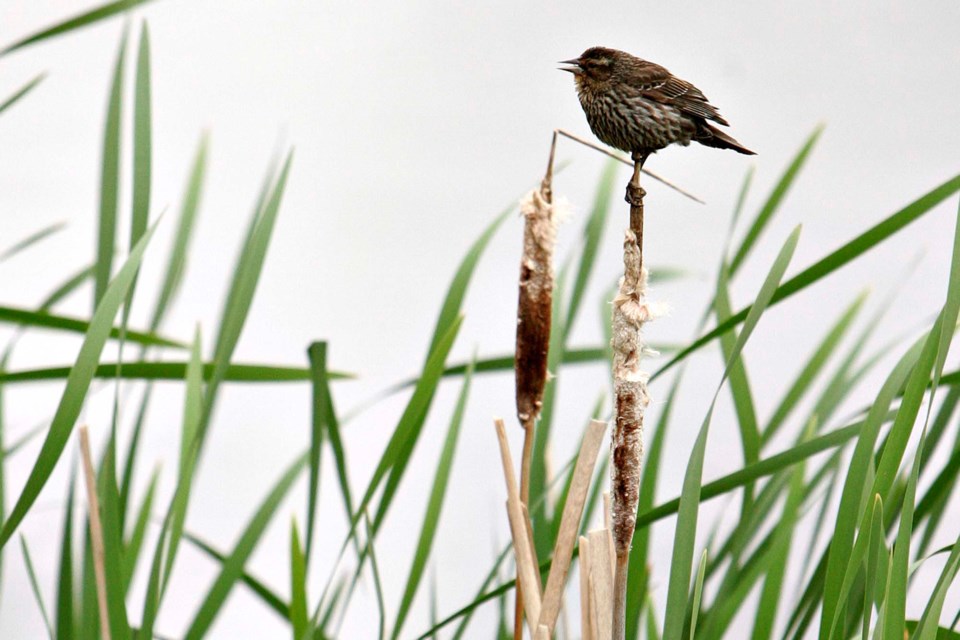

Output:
xmin=79 ymin=426 xmax=112 ymax=640
xmin=579 ymin=535 xmax=594 ymax=640
xmin=515 ymin=131 xmax=559 ymax=639
xmin=610 ymin=162 xmax=652 ymax=640
xmin=537 ymin=419 xmax=606 ymax=635
xmin=587 ymin=529 xmax=614 ymax=640
xmin=495 ymin=418 xmax=543 ymax=635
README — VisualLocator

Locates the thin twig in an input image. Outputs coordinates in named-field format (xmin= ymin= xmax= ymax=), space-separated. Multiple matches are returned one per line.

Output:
xmin=555 ymin=129 xmax=705 ymax=204
xmin=79 ymin=425 xmax=112 ymax=640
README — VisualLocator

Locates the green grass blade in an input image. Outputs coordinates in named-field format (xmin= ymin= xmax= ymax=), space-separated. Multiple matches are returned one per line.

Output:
xmin=305 ymin=343 xmax=327 ymax=563
xmin=201 ymin=152 xmax=293 ymax=446
xmin=182 ymin=531 xmax=289 ymax=618
xmin=883 ymin=431 xmax=924 ymax=638
xmin=20 ymin=535 xmax=54 ymax=639
xmin=131 ymin=23 xmax=151 ymax=255
xmin=564 ymin=159 xmax=617 ymax=334
xmin=98 ymin=434 xmax=131 ymax=639
xmin=307 ymin=342 xmax=353 ymax=526
xmin=0 ymin=73 xmax=47 ymax=115
xmin=95 ymin=31 xmax=126 ymax=311
xmin=1 ymin=0 xmax=156 ymax=56
xmin=183 ymin=453 xmax=306 ymax=640
xmin=148 ymin=133 xmax=207 ymax=334
xmin=763 ymin=290 xmax=868 ymax=445
xmin=118 ymin=387 xmax=150 ymax=530
xmin=819 ymin=333 xmax=927 ymax=638
xmin=749 ymin=451 xmax=807 ymax=640
xmin=0 ymin=220 xmax=159 ymax=548
xmin=689 ymin=549 xmax=707 ymax=639
xmin=714 ymin=261 xmax=760 ymax=508
xmin=392 ymin=356 xmax=473 ymax=640
xmin=363 ymin=516 xmax=387 ymax=640
xmin=654 ymin=174 xmax=960 ymax=382
xmin=626 ymin=373 xmax=681 ymax=639
xmin=914 ymin=527 xmax=960 ymax=639
xmin=370 ymin=316 xmax=463 ymax=531
xmin=55 ymin=476 xmax=76 ymax=640
xmin=121 ymin=466 xmax=158 ymax=591
xmin=0 ymin=305 xmax=184 ymax=349
xmin=728 ymin=127 xmax=822 ymax=274
xmin=0 ymin=360 xmax=350 ymax=384
xmin=0 ymin=221 xmax=66 ymax=263
xmin=426 ymin=208 xmax=509 ymax=358
xmin=290 ymin=520 xmax=309 ymax=640
xmin=662 ymin=226 xmax=800 ymax=640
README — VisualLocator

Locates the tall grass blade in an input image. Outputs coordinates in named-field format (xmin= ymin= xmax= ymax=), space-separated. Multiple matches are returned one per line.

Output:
xmin=308 ymin=342 xmax=353 ymax=527
xmin=55 ymin=476 xmax=76 ymax=640
xmin=728 ymin=127 xmax=822 ymax=274
xmin=183 ymin=453 xmax=306 ymax=640
xmin=290 ymin=519 xmax=309 ymax=640
xmin=655 ymin=174 xmax=960 ymax=381
xmin=20 ymin=535 xmax=54 ymax=639
xmin=98 ymin=433 xmax=131 ymax=639
xmin=95 ymin=31 xmax=126 ymax=311
xmin=0 ymin=220 xmax=159 ymax=548
xmin=392 ymin=357 xmax=474 ymax=639
xmin=662 ymin=226 xmax=800 ymax=640
xmin=148 ymin=134 xmax=207 ymax=333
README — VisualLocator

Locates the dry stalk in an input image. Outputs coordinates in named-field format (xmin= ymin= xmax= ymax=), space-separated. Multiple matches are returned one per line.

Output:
xmin=610 ymin=160 xmax=653 ymax=640
xmin=514 ymin=131 xmax=560 ymax=638
xmin=78 ymin=426 xmax=112 ymax=640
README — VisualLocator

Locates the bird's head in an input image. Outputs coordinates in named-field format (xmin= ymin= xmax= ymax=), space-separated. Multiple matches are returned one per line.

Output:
xmin=559 ymin=47 xmax=623 ymax=88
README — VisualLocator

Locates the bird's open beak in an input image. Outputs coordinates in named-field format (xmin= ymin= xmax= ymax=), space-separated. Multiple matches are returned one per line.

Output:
xmin=558 ymin=59 xmax=582 ymax=74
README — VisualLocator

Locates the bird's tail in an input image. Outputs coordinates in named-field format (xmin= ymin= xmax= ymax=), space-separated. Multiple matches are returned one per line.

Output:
xmin=697 ymin=122 xmax=756 ymax=155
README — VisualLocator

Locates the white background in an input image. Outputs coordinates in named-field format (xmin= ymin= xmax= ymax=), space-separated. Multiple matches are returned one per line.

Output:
xmin=1 ymin=1 xmax=959 ymax=637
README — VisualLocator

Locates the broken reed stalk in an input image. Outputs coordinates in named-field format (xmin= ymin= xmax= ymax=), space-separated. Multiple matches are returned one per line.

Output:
xmin=78 ymin=426 xmax=113 ymax=640
xmin=513 ymin=130 xmax=559 ymax=638
xmin=610 ymin=158 xmax=652 ymax=640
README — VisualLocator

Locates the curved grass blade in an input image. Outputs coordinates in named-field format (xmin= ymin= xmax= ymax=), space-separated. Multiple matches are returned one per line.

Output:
xmin=0 ymin=221 xmax=66 ymax=263
xmin=95 ymin=31 xmax=127 ymax=311
xmin=130 ymin=23 xmax=151 ymax=257
xmin=662 ymin=226 xmax=800 ymax=640
xmin=728 ymin=126 xmax=822 ymax=275
xmin=0 ymin=305 xmax=182 ymax=348
xmin=392 ymin=356 xmax=473 ymax=640
xmin=183 ymin=453 xmax=306 ymax=640
xmin=0 ymin=73 xmax=46 ymax=115
xmin=689 ymin=549 xmax=707 ymax=639
xmin=0 ymin=220 xmax=159 ymax=549
xmin=914 ymin=527 xmax=960 ymax=640
xmin=1 ymin=0 xmax=156 ymax=56
xmin=363 ymin=516 xmax=387 ymax=640
xmin=20 ymin=535 xmax=54 ymax=639
xmin=654 ymin=174 xmax=960 ymax=382
xmin=148 ymin=133 xmax=207 ymax=334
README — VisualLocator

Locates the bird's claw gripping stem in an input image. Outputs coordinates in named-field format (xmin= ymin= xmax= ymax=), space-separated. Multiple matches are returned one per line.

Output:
xmin=625 ymin=182 xmax=646 ymax=206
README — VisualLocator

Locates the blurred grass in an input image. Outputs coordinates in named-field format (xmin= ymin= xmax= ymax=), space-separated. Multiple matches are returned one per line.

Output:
xmin=1 ymin=5 xmax=960 ymax=640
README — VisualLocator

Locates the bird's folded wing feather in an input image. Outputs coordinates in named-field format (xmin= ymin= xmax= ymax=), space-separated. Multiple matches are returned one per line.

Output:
xmin=639 ymin=72 xmax=730 ymax=126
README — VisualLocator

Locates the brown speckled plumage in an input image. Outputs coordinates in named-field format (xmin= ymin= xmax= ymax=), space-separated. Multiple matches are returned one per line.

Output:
xmin=561 ymin=47 xmax=755 ymax=162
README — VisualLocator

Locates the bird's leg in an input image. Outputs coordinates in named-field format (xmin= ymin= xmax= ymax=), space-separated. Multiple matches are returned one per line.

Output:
xmin=624 ymin=152 xmax=647 ymax=206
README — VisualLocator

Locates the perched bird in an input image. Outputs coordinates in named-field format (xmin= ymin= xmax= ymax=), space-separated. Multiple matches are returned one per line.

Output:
xmin=561 ymin=47 xmax=755 ymax=167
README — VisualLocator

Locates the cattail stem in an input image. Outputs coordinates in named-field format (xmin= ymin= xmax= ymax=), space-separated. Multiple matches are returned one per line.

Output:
xmin=610 ymin=160 xmax=651 ymax=640
xmin=514 ymin=131 xmax=559 ymax=640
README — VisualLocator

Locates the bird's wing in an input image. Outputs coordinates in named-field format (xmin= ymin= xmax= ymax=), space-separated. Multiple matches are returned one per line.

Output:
xmin=640 ymin=74 xmax=730 ymax=126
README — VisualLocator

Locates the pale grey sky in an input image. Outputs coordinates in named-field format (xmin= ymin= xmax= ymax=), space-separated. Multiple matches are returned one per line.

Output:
xmin=1 ymin=1 xmax=959 ymax=637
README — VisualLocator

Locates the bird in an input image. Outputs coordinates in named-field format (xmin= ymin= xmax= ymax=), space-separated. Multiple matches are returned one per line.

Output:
xmin=560 ymin=47 xmax=755 ymax=168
